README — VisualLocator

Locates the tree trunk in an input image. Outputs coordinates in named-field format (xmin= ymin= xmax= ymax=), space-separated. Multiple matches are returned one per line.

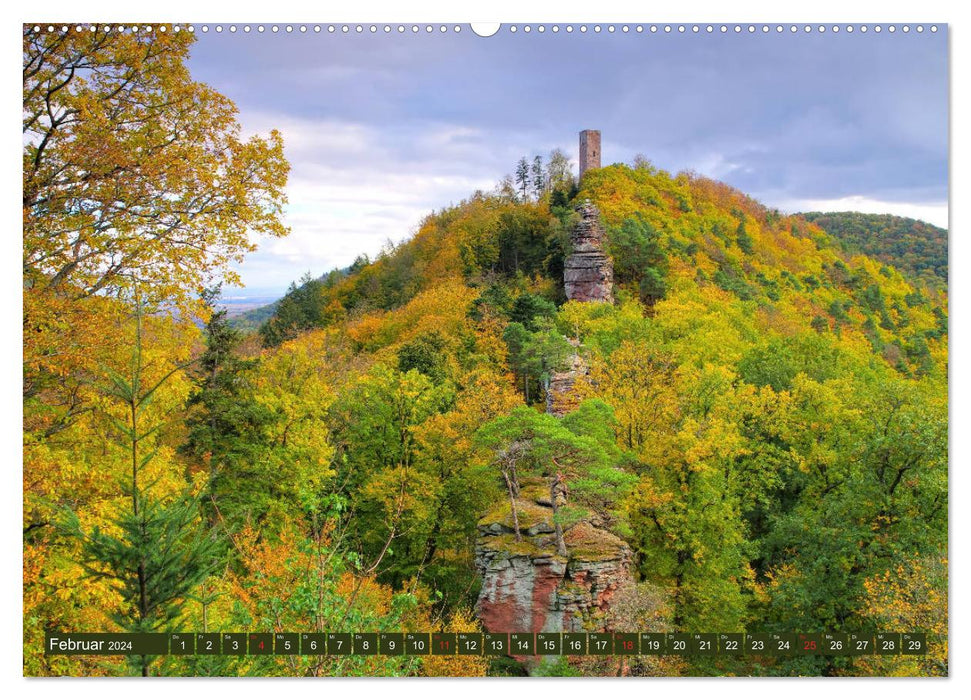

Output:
xmin=420 ymin=500 xmax=445 ymax=568
xmin=550 ymin=476 xmax=568 ymax=557
xmin=502 ymin=470 xmax=522 ymax=542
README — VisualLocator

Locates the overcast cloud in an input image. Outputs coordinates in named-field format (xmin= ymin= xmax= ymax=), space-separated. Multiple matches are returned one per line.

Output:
xmin=186 ymin=26 xmax=948 ymax=295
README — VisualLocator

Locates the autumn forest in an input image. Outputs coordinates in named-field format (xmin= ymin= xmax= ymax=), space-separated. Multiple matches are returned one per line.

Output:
xmin=23 ymin=28 xmax=948 ymax=677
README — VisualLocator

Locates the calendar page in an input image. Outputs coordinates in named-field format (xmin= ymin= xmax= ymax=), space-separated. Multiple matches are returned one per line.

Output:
xmin=22 ymin=17 xmax=948 ymax=680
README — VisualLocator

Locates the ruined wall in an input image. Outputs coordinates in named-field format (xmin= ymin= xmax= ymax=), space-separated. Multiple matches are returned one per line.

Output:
xmin=564 ymin=200 xmax=614 ymax=304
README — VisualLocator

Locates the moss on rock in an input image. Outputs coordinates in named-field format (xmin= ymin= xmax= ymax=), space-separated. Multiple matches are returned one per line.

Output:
xmin=480 ymin=532 xmax=544 ymax=558
xmin=563 ymin=522 xmax=629 ymax=562
xmin=479 ymin=497 xmax=554 ymax=532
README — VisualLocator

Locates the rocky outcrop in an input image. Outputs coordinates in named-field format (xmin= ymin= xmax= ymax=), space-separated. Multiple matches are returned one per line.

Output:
xmin=475 ymin=478 xmax=632 ymax=635
xmin=564 ymin=201 xmax=614 ymax=303
xmin=475 ymin=200 xmax=628 ymax=655
xmin=547 ymin=339 xmax=587 ymax=417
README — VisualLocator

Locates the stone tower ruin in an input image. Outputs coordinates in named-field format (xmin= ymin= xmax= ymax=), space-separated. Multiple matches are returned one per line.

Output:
xmin=579 ymin=129 xmax=601 ymax=178
xmin=563 ymin=200 xmax=614 ymax=304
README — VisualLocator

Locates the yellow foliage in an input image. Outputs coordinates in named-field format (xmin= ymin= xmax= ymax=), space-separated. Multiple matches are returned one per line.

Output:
xmin=419 ymin=607 xmax=488 ymax=677
xmin=24 ymin=27 xmax=289 ymax=315
xmin=346 ymin=280 xmax=477 ymax=353
xmin=855 ymin=555 xmax=948 ymax=676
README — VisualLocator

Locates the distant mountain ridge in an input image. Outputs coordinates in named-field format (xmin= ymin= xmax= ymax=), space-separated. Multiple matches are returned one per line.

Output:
xmin=798 ymin=211 xmax=947 ymax=289
xmin=225 ymin=296 xmax=279 ymax=331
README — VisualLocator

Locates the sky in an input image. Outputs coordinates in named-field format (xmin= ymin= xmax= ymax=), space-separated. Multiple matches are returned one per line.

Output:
xmin=185 ymin=24 xmax=949 ymax=297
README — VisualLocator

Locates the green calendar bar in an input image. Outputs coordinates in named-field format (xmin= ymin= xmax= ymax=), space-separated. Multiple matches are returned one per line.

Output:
xmin=405 ymin=633 xmax=430 ymax=655
xmin=43 ymin=631 xmax=932 ymax=656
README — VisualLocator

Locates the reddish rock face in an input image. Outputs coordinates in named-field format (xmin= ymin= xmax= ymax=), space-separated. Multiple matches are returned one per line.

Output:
xmin=476 ymin=554 xmax=566 ymax=633
xmin=475 ymin=479 xmax=633 ymax=637
xmin=564 ymin=201 xmax=614 ymax=303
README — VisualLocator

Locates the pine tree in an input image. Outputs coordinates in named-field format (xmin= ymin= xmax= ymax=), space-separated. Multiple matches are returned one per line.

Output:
xmin=515 ymin=157 xmax=530 ymax=201
xmin=736 ymin=219 xmax=755 ymax=254
xmin=183 ymin=287 xmax=273 ymax=524
xmin=63 ymin=299 xmax=221 ymax=676
xmin=531 ymin=155 xmax=546 ymax=199
xmin=259 ymin=272 xmax=326 ymax=347
xmin=476 ymin=404 xmax=632 ymax=553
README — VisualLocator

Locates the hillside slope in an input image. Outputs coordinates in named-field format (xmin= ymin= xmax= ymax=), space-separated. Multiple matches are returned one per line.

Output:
xmin=244 ymin=161 xmax=946 ymax=676
xmin=263 ymin=163 xmax=947 ymax=382
xmin=30 ymin=159 xmax=945 ymax=677
xmin=799 ymin=211 xmax=947 ymax=290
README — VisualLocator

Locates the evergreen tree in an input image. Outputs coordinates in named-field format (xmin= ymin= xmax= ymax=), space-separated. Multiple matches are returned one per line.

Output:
xmin=736 ymin=219 xmax=755 ymax=254
xmin=608 ymin=214 xmax=669 ymax=304
xmin=182 ymin=287 xmax=273 ymax=523
xmin=476 ymin=404 xmax=633 ymax=554
xmin=502 ymin=318 xmax=573 ymax=406
xmin=514 ymin=157 xmax=530 ymax=201
xmin=510 ymin=293 xmax=557 ymax=331
xmin=531 ymin=155 xmax=546 ymax=199
xmin=64 ymin=300 xmax=221 ymax=676
xmin=259 ymin=272 xmax=326 ymax=347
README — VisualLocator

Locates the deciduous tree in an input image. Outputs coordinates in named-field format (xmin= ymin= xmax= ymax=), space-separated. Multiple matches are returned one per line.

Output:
xmin=23 ymin=26 xmax=289 ymax=312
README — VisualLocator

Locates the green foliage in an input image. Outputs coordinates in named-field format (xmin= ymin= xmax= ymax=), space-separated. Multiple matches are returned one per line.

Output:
xmin=330 ymin=365 xmax=462 ymax=588
xmin=183 ymin=289 xmax=275 ymax=525
xmin=736 ymin=219 xmax=755 ymax=254
xmin=259 ymin=273 xmax=327 ymax=347
xmin=397 ymin=331 xmax=449 ymax=383
xmin=503 ymin=319 xmax=574 ymax=404
xmin=64 ymin=494 xmax=220 ymax=633
xmin=495 ymin=208 xmax=557 ymax=277
xmin=712 ymin=263 xmax=756 ymax=301
xmin=738 ymin=334 xmax=839 ymax=392
xmin=469 ymin=282 xmax=514 ymax=321
xmin=62 ymin=303 xmax=220 ymax=676
xmin=29 ymin=148 xmax=949 ymax=678
xmin=509 ymin=293 xmax=557 ymax=330
xmin=801 ymin=211 xmax=947 ymax=289
xmin=759 ymin=376 xmax=947 ymax=637
xmin=227 ymin=299 xmax=279 ymax=333
xmin=607 ymin=214 xmax=669 ymax=304
xmin=476 ymin=404 xmax=635 ymax=552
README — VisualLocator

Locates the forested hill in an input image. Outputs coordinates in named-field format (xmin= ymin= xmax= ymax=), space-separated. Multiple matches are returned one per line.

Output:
xmin=27 ymin=156 xmax=947 ymax=677
xmin=238 ymin=162 xmax=946 ymax=676
xmin=258 ymin=164 xmax=948 ymax=383
xmin=24 ymin=18 xmax=947 ymax=677
xmin=799 ymin=211 xmax=947 ymax=290
xmin=229 ymin=266 xmax=356 ymax=332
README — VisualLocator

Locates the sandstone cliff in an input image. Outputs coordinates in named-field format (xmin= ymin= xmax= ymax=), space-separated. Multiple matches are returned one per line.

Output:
xmin=564 ymin=201 xmax=614 ymax=303
xmin=475 ymin=477 xmax=632 ymax=634
xmin=474 ymin=201 xmax=629 ymax=658
xmin=546 ymin=339 xmax=587 ymax=417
